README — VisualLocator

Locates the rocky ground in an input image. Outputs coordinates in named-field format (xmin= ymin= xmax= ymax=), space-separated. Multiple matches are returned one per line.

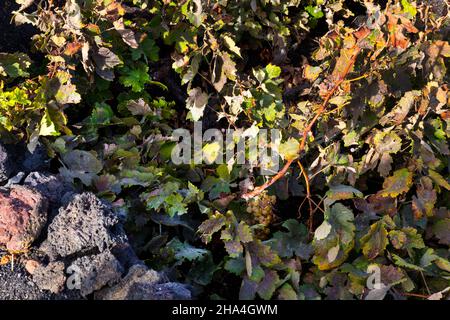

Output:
xmin=0 ymin=142 xmax=191 ymax=300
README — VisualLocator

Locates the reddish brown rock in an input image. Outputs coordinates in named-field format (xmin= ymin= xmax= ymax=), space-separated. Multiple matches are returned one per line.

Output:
xmin=0 ymin=185 xmax=48 ymax=252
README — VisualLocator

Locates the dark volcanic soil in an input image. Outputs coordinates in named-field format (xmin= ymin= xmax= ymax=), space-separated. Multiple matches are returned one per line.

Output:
xmin=0 ymin=1 xmax=37 ymax=53
xmin=0 ymin=256 xmax=84 ymax=300
xmin=0 ymin=262 xmax=53 ymax=300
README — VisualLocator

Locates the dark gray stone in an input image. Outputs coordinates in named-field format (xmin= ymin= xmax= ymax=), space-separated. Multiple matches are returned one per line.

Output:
xmin=94 ymin=265 xmax=191 ymax=300
xmin=0 ymin=142 xmax=15 ymax=183
xmin=21 ymin=142 xmax=50 ymax=173
xmin=23 ymin=172 xmax=74 ymax=207
xmin=69 ymin=250 xmax=124 ymax=297
xmin=40 ymin=192 xmax=127 ymax=260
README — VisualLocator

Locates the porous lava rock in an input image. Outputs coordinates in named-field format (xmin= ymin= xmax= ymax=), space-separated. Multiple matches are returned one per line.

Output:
xmin=39 ymin=192 xmax=126 ymax=260
xmin=69 ymin=250 xmax=124 ymax=296
xmin=32 ymin=261 xmax=66 ymax=294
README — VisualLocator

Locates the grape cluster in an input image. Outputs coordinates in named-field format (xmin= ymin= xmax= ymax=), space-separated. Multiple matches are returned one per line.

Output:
xmin=246 ymin=192 xmax=277 ymax=239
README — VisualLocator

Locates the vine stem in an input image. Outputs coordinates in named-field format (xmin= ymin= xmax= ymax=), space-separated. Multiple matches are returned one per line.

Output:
xmin=241 ymin=46 xmax=362 ymax=200
xmin=297 ymin=160 xmax=314 ymax=232
xmin=401 ymin=292 xmax=431 ymax=299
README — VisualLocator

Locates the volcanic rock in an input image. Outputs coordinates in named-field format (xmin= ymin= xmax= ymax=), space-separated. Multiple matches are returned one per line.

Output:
xmin=0 ymin=185 xmax=48 ymax=252
xmin=0 ymin=142 xmax=15 ymax=183
xmin=69 ymin=250 xmax=124 ymax=296
xmin=32 ymin=261 xmax=66 ymax=294
xmin=39 ymin=192 xmax=126 ymax=260
xmin=23 ymin=172 xmax=74 ymax=208
xmin=95 ymin=264 xmax=191 ymax=300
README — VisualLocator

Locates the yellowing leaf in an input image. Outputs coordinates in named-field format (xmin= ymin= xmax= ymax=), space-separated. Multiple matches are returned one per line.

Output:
xmin=379 ymin=168 xmax=413 ymax=197
xmin=328 ymin=95 xmax=351 ymax=107
xmin=198 ymin=212 xmax=226 ymax=244
xmin=360 ymin=220 xmax=388 ymax=260
xmin=428 ymin=170 xmax=450 ymax=191
xmin=278 ymin=138 xmax=300 ymax=160
xmin=303 ymin=65 xmax=322 ymax=81
xmin=325 ymin=185 xmax=363 ymax=206
xmin=223 ymin=35 xmax=241 ymax=58
xmin=401 ymin=0 xmax=417 ymax=17
xmin=203 ymin=142 xmax=221 ymax=164
xmin=39 ymin=110 xmax=59 ymax=136
xmin=373 ymin=131 xmax=402 ymax=154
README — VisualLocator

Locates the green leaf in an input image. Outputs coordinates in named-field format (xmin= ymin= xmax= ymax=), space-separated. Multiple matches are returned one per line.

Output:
xmin=268 ymin=219 xmax=312 ymax=259
xmin=89 ymin=102 xmax=114 ymax=125
xmin=119 ymin=65 xmax=150 ymax=92
xmin=278 ymin=283 xmax=298 ymax=300
xmin=305 ymin=5 xmax=324 ymax=19
xmin=168 ymin=238 xmax=209 ymax=262
xmin=265 ymin=64 xmax=281 ymax=80
xmin=60 ymin=150 xmax=103 ymax=186
xmin=0 ymin=52 xmax=31 ymax=78
xmin=432 ymin=219 xmax=450 ymax=245
xmin=257 ymin=269 xmax=280 ymax=300
xmin=225 ymin=257 xmax=245 ymax=276
xmin=392 ymin=254 xmax=425 ymax=271
xmin=131 ymin=37 xmax=159 ymax=62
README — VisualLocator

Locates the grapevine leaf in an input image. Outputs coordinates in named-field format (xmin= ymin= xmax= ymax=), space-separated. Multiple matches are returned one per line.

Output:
xmin=312 ymin=203 xmax=355 ymax=270
xmin=432 ymin=219 xmax=450 ymax=246
xmin=278 ymin=138 xmax=300 ymax=160
xmin=428 ymin=170 xmax=450 ymax=191
xmin=168 ymin=238 xmax=209 ymax=262
xmin=198 ymin=212 xmax=227 ymax=244
xmin=119 ymin=65 xmax=150 ymax=92
xmin=186 ymin=87 xmax=208 ymax=121
xmin=379 ymin=168 xmax=413 ymax=197
xmin=360 ymin=220 xmax=388 ymax=260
